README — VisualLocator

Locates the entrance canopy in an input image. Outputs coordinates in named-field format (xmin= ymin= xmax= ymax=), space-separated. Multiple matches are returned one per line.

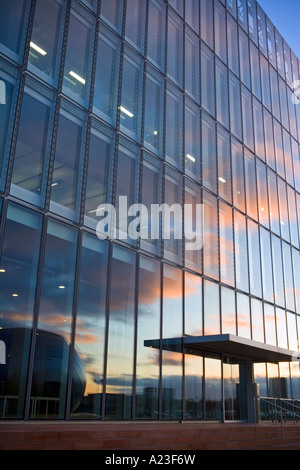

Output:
xmin=145 ymin=334 xmax=298 ymax=363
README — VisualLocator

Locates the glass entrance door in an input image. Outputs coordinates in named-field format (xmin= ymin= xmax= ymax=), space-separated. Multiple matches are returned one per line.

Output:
xmin=223 ymin=357 xmax=248 ymax=421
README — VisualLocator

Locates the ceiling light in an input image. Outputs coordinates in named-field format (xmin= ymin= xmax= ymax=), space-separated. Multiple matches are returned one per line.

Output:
xmin=218 ymin=177 xmax=227 ymax=183
xmin=58 ymin=285 xmax=66 ymax=289
xmin=30 ymin=42 xmax=47 ymax=56
xmin=186 ymin=154 xmax=196 ymax=163
xmin=12 ymin=293 xmax=19 ymax=297
xmin=51 ymin=182 xmax=58 ymax=187
xmin=0 ymin=269 xmax=5 ymax=273
xmin=69 ymin=71 xmax=86 ymax=85
xmin=153 ymin=130 xmax=158 ymax=135
xmin=119 ymin=106 xmax=134 ymax=118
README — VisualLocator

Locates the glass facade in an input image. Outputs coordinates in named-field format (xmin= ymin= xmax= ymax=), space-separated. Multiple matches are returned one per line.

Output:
xmin=0 ymin=0 xmax=299 ymax=422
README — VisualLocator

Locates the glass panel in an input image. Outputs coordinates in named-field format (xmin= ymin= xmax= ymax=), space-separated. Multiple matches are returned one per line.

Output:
xmin=167 ymin=9 xmax=183 ymax=87
xmin=185 ymin=0 xmax=199 ymax=33
xmin=185 ymin=27 xmax=200 ymax=103
xmin=283 ymin=129 xmax=293 ymax=187
xmin=234 ymin=210 xmax=249 ymax=293
xmin=184 ymin=180 xmax=202 ymax=272
xmin=214 ymin=1 xmax=227 ymax=63
xmin=30 ymin=219 xmax=77 ymax=419
xmin=201 ymin=43 xmax=215 ymax=117
xmin=264 ymin=303 xmax=277 ymax=346
xmin=227 ymin=0 xmax=237 ymax=18
xmin=100 ymin=0 xmax=124 ymax=33
xmin=219 ymin=201 xmax=234 ymax=287
xmin=217 ymin=126 xmax=231 ymax=203
xmin=276 ymin=307 xmax=288 ymax=349
xmin=247 ymin=0 xmax=258 ymax=43
xmin=267 ymin=169 xmax=280 ymax=236
xmin=184 ymin=349 xmax=203 ymax=420
xmin=263 ymin=108 xmax=275 ymax=170
xmin=11 ymin=81 xmax=54 ymax=206
xmin=163 ymin=167 xmax=182 ymax=264
xmin=237 ymin=293 xmax=251 ymax=339
xmin=244 ymin=150 xmax=258 ymax=220
xmin=125 ymin=0 xmax=146 ymax=52
xmin=70 ymin=234 xmax=108 ymax=419
xmin=216 ymin=59 xmax=229 ymax=129
xmin=278 ymin=178 xmax=290 ymax=242
xmin=50 ymin=101 xmax=86 ymax=220
xmin=28 ymin=0 xmax=63 ymax=81
xmin=247 ymin=220 xmax=262 ymax=298
xmin=256 ymin=160 xmax=269 ymax=228
xmin=0 ymin=60 xmax=18 ymax=191
xmin=282 ymin=242 xmax=295 ymax=312
xmin=144 ymin=65 xmax=164 ymax=156
xmin=140 ymin=153 xmax=162 ymax=255
xmin=136 ymin=255 xmax=160 ymax=419
xmin=270 ymin=67 xmax=280 ymax=122
xmin=63 ymin=5 xmax=94 ymax=102
xmin=202 ymin=112 xmax=217 ymax=193
xmin=273 ymin=120 xmax=285 ymax=179
xmin=229 ymin=73 xmax=242 ymax=140
xmin=237 ymin=0 xmax=248 ymax=31
xmin=221 ymin=287 xmax=236 ymax=334
xmin=204 ymin=280 xmax=220 ymax=335
xmin=147 ymin=0 xmax=166 ymax=70
xmin=271 ymin=235 xmax=285 ymax=307
xmin=275 ymin=29 xmax=284 ymax=78
xmin=169 ymin=0 xmax=183 ymax=16
xmin=253 ymin=98 xmax=265 ymax=162
xmin=241 ymin=86 xmax=254 ymax=151
xmin=120 ymin=46 xmax=143 ymax=141
xmin=292 ymin=248 xmax=300 ymax=314
xmin=279 ymin=78 xmax=289 ymax=131
xmin=185 ymin=272 xmax=202 ymax=336
xmin=288 ymin=186 xmax=299 ymax=249
xmin=257 ymin=5 xmax=267 ymax=55
xmin=0 ymin=0 xmax=27 ymax=57
xmin=0 ymin=203 xmax=42 ymax=418
xmin=162 ymin=264 xmax=183 ymax=419
xmin=231 ymin=139 xmax=245 ymax=212
xmin=106 ymin=246 xmax=136 ymax=420
xmin=227 ymin=15 xmax=239 ymax=76
xmin=292 ymin=139 xmax=300 ymax=193
xmin=203 ymin=191 xmax=219 ymax=281
xmin=83 ymin=121 xmax=114 ymax=229
xmin=251 ymin=298 xmax=264 ymax=343
xmin=185 ymin=99 xmax=200 ymax=181
xmin=93 ymin=25 xmax=121 ymax=125
xmin=239 ymin=29 xmax=251 ymax=89
xmin=266 ymin=18 xmax=276 ymax=67
xmin=165 ymin=82 xmax=183 ymax=170
xmin=260 ymin=227 xmax=274 ymax=303
xmin=204 ymin=356 xmax=222 ymax=420
xmin=260 ymin=54 xmax=271 ymax=111
xmin=200 ymin=0 xmax=214 ymax=48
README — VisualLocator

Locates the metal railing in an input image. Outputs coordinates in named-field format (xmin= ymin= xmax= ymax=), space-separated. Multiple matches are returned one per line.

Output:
xmin=260 ymin=397 xmax=300 ymax=425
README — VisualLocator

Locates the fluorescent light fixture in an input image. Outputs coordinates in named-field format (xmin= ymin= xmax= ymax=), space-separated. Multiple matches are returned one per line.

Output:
xmin=88 ymin=206 xmax=106 ymax=214
xmin=0 ymin=269 xmax=5 ymax=273
xmin=153 ymin=130 xmax=158 ymax=135
xmin=51 ymin=182 xmax=58 ymax=187
xmin=58 ymin=285 xmax=66 ymax=289
xmin=218 ymin=177 xmax=227 ymax=183
xmin=119 ymin=106 xmax=134 ymax=118
xmin=12 ymin=293 xmax=19 ymax=297
xmin=186 ymin=154 xmax=196 ymax=163
xmin=69 ymin=71 xmax=86 ymax=85
xmin=30 ymin=42 xmax=47 ymax=56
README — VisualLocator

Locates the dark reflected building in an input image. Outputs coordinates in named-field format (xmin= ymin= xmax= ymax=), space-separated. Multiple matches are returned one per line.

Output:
xmin=0 ymin=0 xmax=299 ymax=423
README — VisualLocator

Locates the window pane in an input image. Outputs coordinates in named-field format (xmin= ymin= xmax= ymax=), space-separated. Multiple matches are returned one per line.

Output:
xmin=185 ymin=99 xmax=200 ymax=181
xmin=270 ymin=67 xmax=280 ymax=121
xmin=253 ymin=98 xmax=265 ymax=162
xmin=0 ymin=203 xmax=42 ymax=418
xmin=200 ymin=0 xmax=214 ymax=48
xmin=251 ymin=299 xmax=264 ymax=343
xmin=203 ymin=191 xmax=219 ymax=280
xmin=266 ymin=19 xmax=276 ymax=67
xmin=185 ymin=0 xmax=199 ymax=33
xmin=287 ymin=312 xmax=298 ymax=352
xmin=167 ymin=9 xmax=183 ymax=87
xmin=164 ymin=168 xmax=182 ymax=264
xmin=229 ymin=73 xmax=242 ymax=140
xmin=276 ymin=307 xmax=288 ymax=348
xmin=184 ymin=180 xmax=202 ymax=272
xmin=237 ymin=293 xmax=251 ymax=339
xmin=214 ymin=1 xmax=227 ymax=63
xmin=241 ymin=86 xmax=254 ymax=151
xmin=260 ymin=227 xmax=274 ymax=303
xmin=231 ymin=138 xmax=245 ymax=212
xmin=11 ymin=82 xmax=54 ymax=205
xmin=184 ymin=349 xmax=203 ymax=420
xmin=185 ymin=272 xmax=202 ymax=336
xmin=185 ymin=27 xmax=200 ymax=102
xmin=106 ymin=245 xmax=136 ymax=419
xmin=263 ymin=108 xmax=275 ymax=170
xmin=282 ymin=242 xmax=295 ymax=312
xmin=287 ymin=186 xmax=299 ymax=249
xmin=247 ymin=220 xmax=262 ymax=298
xmin=234 ymin=210 xmax=249 ymax=293
xmin=165 ymin=82 xmax=183 ymax=170
xmin=30 ymin=219 xmax=78 ymax=419
xmin=70 ymin=233 xmax=108 ymax=419
xmin=217 ymin=126 xmax=232 ymax=203
xmin=273 ymin=120 xmax=285 ymax=179
xmin=256 ymin=160 xmax=269 ymax=228
xmin=271 ymin=235 xmax=285 ymax=307
xmin=219 ymin=202 xmax=234 ymax=287
xmin=204 ymin=280 xmax=220 ymax=335
xmin=257 ymin=5 xmax=267 ymax=55
xmin=227 ymin=15 xmax=239 ymax=76
xmin=100 ymin=0 xmax=124 ymax=32
xmin=204 ymin=356 xmax=222 ymax=420
xmin=248 ymin=0 xmax=258 ymax=44
xmin=264 ymin=303 xmax=277 ymax=346
xmin=29 ymin=0 xmax=63 ymax=80
xmin=201 ymin=44 xmax=215 ymax=117
xmin=147 ymin=0 xmax=165 ymax=69
xmin=63 ymin=6 xmax=94 ymax=102
xmin=260 ymin=54 xmax=271 ymax=111
xmin=283 ymin=129 xmax=293 ymax=187
xmin=221 ymin=287 xmax=236 ymax=334
xmin=93 ymin=25 xmax=120 ymax=125
xmin=125 ymin=0 xmax=146 ymax=52
xmin=216 ymin=59 xmax=229 ymax=129
xmin=279 ymin=78 xmax=289 ymax=131
xmin=202 ymin=112 xmax=217 ymax=193
xmin=50 ymin=102 xmax=86 ymax=220
xmin=267 ymin=169 xmax=280 ymax=235
xmin=250 ymin=42 xmax=261 ymax=100
xmin=278 ymin=178 xmax=290 ymax=242
xmin=292 ymin=248 xmax=300 ymax=314
xmin=245 ymin=150 xmax=258 ymax=220
xmin=144 ymin=65 xmax=164 ymax=156
xmin=120 ymin=46 xmax=143 ymax=141
xmin=239 ymin=29 xmax=251 ymax=89
xmin=292 ymin=139 xmax=300 ymax=193
xmin=0 ymin=0 xmax=27 ymax=56
xmin=136 ymin=256 xmax=160 ymax=419
xmin=84 ymin=121 xmax=114 ymax=228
